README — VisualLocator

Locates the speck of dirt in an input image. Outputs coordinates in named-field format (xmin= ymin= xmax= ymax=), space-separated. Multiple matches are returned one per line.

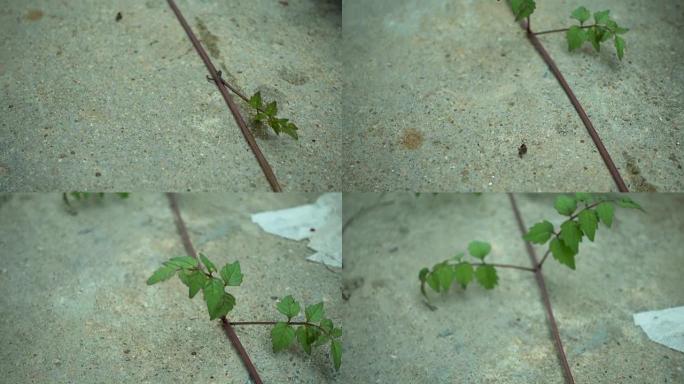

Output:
xmin=26 ymin=9 xmax=43 ymax=21
xmin=400 ymin=128 xmax=423 ymax=150
xmin=115 ymin=12 xmax=122 ymax=22
xmin=123 ymin=349 xmax=130 ymax=354
xmin=623 ymin=152 xmax=657 ymax=192
xmin=195 ymin=18 xmax=221 ymax=59
xmin=95 ymin=172 xmax=102 ymax=177
xmin=341 ymin=277 xmax=364 ymax=301
xmin=278 ymin=67 xmax=309 ymax=86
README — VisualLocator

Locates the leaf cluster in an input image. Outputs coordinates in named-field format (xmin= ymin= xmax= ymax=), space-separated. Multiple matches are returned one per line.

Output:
xmin=566 ymin=7 xmax=629 ymax=60
xmin=248 ymin=91 xmax=299 ymax=140
xmin=523 ymin=194 xmax=642 ymax=270
xmin=271 ymin=295 xmax=343 ymax=371
xmin=147 ymin=253 xmax=243 ymax=320
xmin=418 ymin=240 xmax=499 ymax=300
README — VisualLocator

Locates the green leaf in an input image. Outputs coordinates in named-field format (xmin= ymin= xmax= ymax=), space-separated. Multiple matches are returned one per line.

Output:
xmin=523 ymin=220 xmax=555 ymax=244
xmin=199 ymin=253 xmax=216 ymax=273
xmin=474 ymin=265 xmax=498 ymax=289
xmin=265 ymin=101 xmax=278 ymax=117
xmin=203 ymin=278 xmax=235 ymax=320
xmin=165 ymin=256 xmax=198 ymax=269
xmin=282 ymin=122 xmax=299 ymax=140
xmin=277 ymin=295 xmax=301 ymax=320
xmin=254 ymin=112 xmax=268 ymax=123
xmin=595 ymin=202 xmax=614 ymax=228
xmin=571 ymin=6 xmax=591 ymax=24
xmin=454 ymin=262 xmax=474 ymax=288
xmin=554 ymin=195 xmax=577 ymax=216
xmin=550 ymin=238 xmax=576 ymax=269
xmin=331 ymin=327 xmax=342 ymax=338
xmin=426 ymin=272 xmax=440 ymax=292
xmin=249 ymin=91 xmax=262 ymax=109
xmin=418 ymin=268 xmax=429 ymax=282
xmin=433 ymin=264 xmax=454 ymax=292
xmin=220 ymin=261 xmax=243 ymax=286
xmin=594 ymin=10 xmax=610 ymax=25
xmin=587 ymin=27 xmax=601 ymax=51
xmin=616 ymin=197 xmax=643 ymax=210
xmin=567 ymin=26 xmax=587 ymax=51
xmin=305 ymin=302 xmax=325 ymax=323
xmin=578 ymin=209 xmax=598 ymax=241
xmin=331 ymin=339 xmax=342 ymax=371
xmin=146 ymin=264 xmax=177 ymax=285
xmin=575 ymin=193 xmax=593 ymax=203
xmin=559 ymin=220 xmax=582 ymax=253
xmin=468 ymin=240 xmax=491 ymax=260
xmin=271 ymin=322 xmax=295 ymax=352
xmin=295 ymin=326 xmax=313 ymax=355
xmin=116 ymin=192 xmax=130 ymax=199
xmin=510 ymin=0 xmax=536 ymax=22
xmin=320 ymin=318 xmax=334 ymax=334
xmin=178 ymin=269 xmax=208 ymax=298
xmin=614 ymin=35 xmax=625 ymax=60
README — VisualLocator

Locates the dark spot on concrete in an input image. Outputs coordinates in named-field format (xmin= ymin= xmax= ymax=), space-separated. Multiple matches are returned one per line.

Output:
xmin=8 ymin=105 xmax=13 ymax=109
xmin=195 ymin=18 xmax=221 ymax=59
xmin=623 ymin=151 xmax=657 ymax=192
xmin=115 ymin=12 xmax=122 ymax=22
xmin=518 ymin=143 xmax=527 ymax=158
xmin=95 ymin=172 xmax=102 ymax=177
xmin=123 ymin=349 xmax=130 ymax=354
xmin=278 ymin=67 xmax=309 ymax=86
xmin=669 ymin=154 xmax=682 ymax=170
xmin=70 ymin=150 xmax=75 ymax=155
xmin=25 ymin=9 xmax=43 ymax=21
xmin=371 ymin=279 xmax=386 ymax=289
xmin=191 ymin=351 xmax=196 ymax=356
xmin=400 ymin=128 xmax=423 ymax=150
xmin=341 ymin=277 xmax=364 ymax=301
xmin=398 ymin=226 xmax=409 ymax=235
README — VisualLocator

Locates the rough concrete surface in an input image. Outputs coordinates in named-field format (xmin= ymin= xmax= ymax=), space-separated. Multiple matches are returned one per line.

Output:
xmin=0 ymin=193 xmax=342 ymax=383
xmin=0 ymin=0 xmax=341 ymax=192
xmin=341 ymin=193 xmax=684 ymax=383
xmin=342 ymin=0 xmax=684 ymax=192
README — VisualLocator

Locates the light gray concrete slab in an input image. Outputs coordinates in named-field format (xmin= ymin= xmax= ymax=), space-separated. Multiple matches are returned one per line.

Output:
xmin=342 ymin=0 xmax=684 ymax=192
xmin=0 ymin=193 xmax=342 ymax=383
xmin=341 ymin=193 xmax=684 ymax=383
xmin=0 ymin=0 xmax=341 ymax=192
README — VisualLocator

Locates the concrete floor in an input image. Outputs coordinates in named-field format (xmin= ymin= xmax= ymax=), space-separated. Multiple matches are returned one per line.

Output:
xmin=0 ymin=0 xmax=341 ymax=192
xmin=341 ymin=193 xmax=684 ymax=383
xmin=0 ymin=193 xmax=342 ymax=383
xmin=342 ymin=0 xmax=684 ymax=192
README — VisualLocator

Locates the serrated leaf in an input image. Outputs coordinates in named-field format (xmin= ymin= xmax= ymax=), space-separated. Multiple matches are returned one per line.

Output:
xmin=305 ymin=302 xmax=325 ymax=323
xmin=271 ymin=322 xmax=295 ymax=352
xmin=559 ymin=220 xmax=582 ymax=253
xmin=571 ymin=6 xmax=590 ymax=24
xmin=220 ymin=261 xmax=243 ymax=286
xmin=453 ymin=262 xmax=474 ymax=289
xmin=433 ymin=264 xmax=454 ymax=291
xmin=554 ymin=195 xmax=577 ymax=216
xmin=595 ymin=202 xmax=614 ymax=228
xmin=567 ymin=26 xmax=587 ymax=51
xmin=203 ymin=278 xmax=235 ymax=320
xmin=616 ymin=197 xmax=642 ymax=210
xmin=265 ymin=101 xmax=278 ymax=117
xmin=587 ymin=27 xmax=601 ymax=51
xmin=474 ymin=265 xmax=498 ymax=289
xmin=331 ymin=339 xmax=342 ymax=371
xmin=249 ymin=92 xmax=262 ymax=109
xmin=146 ymin=264 xmax=177 ymax=285
xmin=199 ymin=253 xmax=216 ymax=273
xmin=550 ymin=238 xmax=576 ymax=269
xmin=468 ymin=240 xmax=491 ymax=260
xmin=277 ymin=295 xmax=300 ymax=319
xmin=510 ymin=0 xmax=536 ymax=22
xmin=282 ymin=122 xmax=299 ymax=140
xmin=320 ymin=318 xmax=334 ymax=333
xmin=594 ymin=10 xmax=610 ymax=25
xmin=165 ymin=256 xmax=198 ymax=269
xmin=578 ymin=209 xmax=598 ymax=241
xmin=575 ymin=193 xmax=593 ymax=203
xmin=295 ymin=326 xmax=313 ymax=355
xmin=523 ymin=220 xmax=555 ymax=244
xmin=426 ymin=272 xmax=440 ymax=292
xmin=614 ymin=35 xmax=625 ymax=60
xmin=178 ymin=269 xmax=208 ymax=298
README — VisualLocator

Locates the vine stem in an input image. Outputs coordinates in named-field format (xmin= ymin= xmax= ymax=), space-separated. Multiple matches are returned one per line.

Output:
xmin=231 ymin=321 xmax=330 ymax=335
xmin=166 ymin=193 xmax=264 ymax=384
xmin=471 ymin=262 xmax=535 ymax=272
xmin=533 ymin=24 xmax=592 ymax=36
xmin=509 ymin=194 xmax=575 ymax=384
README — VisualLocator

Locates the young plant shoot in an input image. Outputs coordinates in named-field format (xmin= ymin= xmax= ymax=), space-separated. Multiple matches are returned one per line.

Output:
xmin=419 ymin=194 xmax=642 ymax=301
xmin=509 ymin=0 xmax=629 ymax=60
xmin=147 ymin=253 xmax=341 ymax=371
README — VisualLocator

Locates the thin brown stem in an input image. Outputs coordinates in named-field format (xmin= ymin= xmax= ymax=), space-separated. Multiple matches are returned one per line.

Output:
xmin=534 ymin=24 xmax=593 ymax=36
xmin=471 ymin=262 xmax=536 ymax=272
xmin=537 ymin=249 xmax=551 ymax=269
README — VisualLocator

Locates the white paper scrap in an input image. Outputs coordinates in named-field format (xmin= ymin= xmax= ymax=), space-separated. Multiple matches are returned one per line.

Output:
xmin=251 ymin=193 xmax=342 ymax=268
xmin=633 ymin=306 xmax=684 ymax=353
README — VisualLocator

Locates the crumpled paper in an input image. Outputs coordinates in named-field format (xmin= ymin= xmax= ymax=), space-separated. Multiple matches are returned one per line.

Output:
xmin=633 ymin=306 xmax=684 ymax=353
xmin=251 ymin=193 xmax=342 ymax=268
